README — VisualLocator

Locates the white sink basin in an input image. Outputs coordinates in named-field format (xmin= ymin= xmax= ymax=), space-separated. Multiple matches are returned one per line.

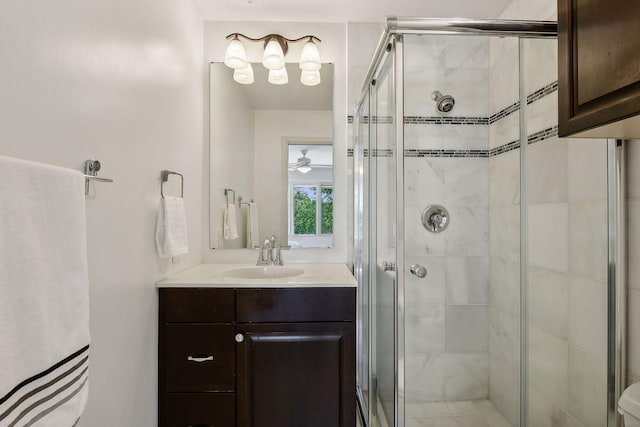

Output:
xmin=223 ymin=266 xmax=305 ymax=280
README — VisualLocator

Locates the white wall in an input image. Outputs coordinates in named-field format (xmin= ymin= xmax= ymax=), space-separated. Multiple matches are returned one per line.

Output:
xmin=203 ymin=21 xmax=348 ymax=263
xmin=0 ymin=0 xmax=204 ymax=425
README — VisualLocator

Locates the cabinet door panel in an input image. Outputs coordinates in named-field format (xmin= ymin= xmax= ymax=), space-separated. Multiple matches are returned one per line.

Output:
xmin=558 ymin=0 xmax=640 ymax=136
xmin=163 ymin=393 xmax=235 ymax=427
xmin=165 ymin=324 xmax=235 ymax=392
xmin=236 ymin=323 xmax=355 ymax=427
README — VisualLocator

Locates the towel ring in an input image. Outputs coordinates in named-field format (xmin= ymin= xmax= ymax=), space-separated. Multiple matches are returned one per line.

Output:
xmin=224 ymin=188 xmax=236 ymax=205
xmin=161 ymin=170 xmax=184 ymax=198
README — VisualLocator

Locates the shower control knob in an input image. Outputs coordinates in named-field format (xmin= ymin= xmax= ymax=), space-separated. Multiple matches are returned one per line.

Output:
xmin=410 ymin=264 xmax=428 ymax=278
xmin=235 ymin=333 xmax=244 ymax=343
xmin=422 ymin=204 xmax=450 ymax=233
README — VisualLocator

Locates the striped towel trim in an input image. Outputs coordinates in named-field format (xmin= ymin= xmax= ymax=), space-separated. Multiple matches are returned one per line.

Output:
xmin=0 ymin=345 xmax=89 ymax=427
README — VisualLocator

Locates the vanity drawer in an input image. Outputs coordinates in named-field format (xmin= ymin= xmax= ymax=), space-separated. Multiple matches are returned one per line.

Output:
xmin=165 ymin=324 xmax=235 ymax=392
xmin=164 ymin=393 xmax=235 ymax=427
xmin=161 ymin=288 xmax=234 ymax=323
xmin=236 ymin=288 xmax=356 ymax=323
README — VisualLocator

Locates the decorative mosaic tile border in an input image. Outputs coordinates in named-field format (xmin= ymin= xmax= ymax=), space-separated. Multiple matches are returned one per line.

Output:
xmin=349 ymin=81 xmax=559 ymax=127
xmin=404 ymin=116 xmax=489 ymax=125
xmin=405 ymin=149 xmax=489 ymax=158
xmin=347 ymin=115 xmax=393 ymax=124
xmin=527 ymin=81 xmax=558 ymax=105
xmin=489 ymin=102 xmax=519 ymax=124
xmin=347 ymin=125 xmax=559 ymax=158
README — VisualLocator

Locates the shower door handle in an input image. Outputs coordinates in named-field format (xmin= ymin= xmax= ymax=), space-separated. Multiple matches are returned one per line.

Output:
xmin=410 ymin=264 xmax=427 ymax=278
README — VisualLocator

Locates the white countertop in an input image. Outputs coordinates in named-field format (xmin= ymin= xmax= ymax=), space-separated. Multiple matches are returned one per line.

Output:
xmin=156 ymin=263 xmax=357 ymax=288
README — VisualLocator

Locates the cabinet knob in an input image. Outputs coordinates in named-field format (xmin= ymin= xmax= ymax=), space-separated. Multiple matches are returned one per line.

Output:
xmin=235 ymin=333 xmax=244 ymax=343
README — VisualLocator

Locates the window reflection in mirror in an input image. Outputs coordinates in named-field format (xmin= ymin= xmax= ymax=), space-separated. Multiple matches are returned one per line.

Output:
xmin=209 ymin=62 xmax=334 ymax=249
xmin=287 ymin=143 xmax=333 ymax=248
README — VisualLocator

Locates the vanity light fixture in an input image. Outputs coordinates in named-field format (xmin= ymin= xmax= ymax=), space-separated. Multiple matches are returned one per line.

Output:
xmin=268 ymin=66 xmax=288 ymax=85
xmin=224 ymin=33 xmax=321 ymax=86
xmin=233 ymin=63 xmax=254 ymax=85
xmin=296 ymin=150 xmax=312 ymax=174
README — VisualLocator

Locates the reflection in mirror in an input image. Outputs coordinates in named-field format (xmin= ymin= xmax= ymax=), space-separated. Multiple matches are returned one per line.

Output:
xmin=209 ymin=62 xmax=334 ymax=249
xmin=287 ymin=142 xmax=333 ymax=248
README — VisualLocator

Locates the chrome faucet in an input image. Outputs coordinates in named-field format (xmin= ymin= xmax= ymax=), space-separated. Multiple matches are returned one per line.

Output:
xmin=256 ymin=235 xmax=285 ymax=266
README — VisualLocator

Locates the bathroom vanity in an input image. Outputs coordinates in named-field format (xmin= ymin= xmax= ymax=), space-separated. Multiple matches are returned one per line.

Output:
xmin=156 ymin=264 xmax=357 ymax=427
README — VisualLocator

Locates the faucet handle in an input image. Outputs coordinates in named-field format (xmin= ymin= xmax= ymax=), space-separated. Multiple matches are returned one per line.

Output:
xmin=273 ymin=247 xmax=283 ymax=266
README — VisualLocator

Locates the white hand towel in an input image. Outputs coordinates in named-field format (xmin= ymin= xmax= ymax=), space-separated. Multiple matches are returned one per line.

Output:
xmin=223 ymin=204 xmax=239 ymax=240
xmin=246 ymin=202 xmax=260 ymax=248
xmin=156 ymin=196 xmax=189 ymax=258
xmin=0 ymin=155 xmax=90 ymax=426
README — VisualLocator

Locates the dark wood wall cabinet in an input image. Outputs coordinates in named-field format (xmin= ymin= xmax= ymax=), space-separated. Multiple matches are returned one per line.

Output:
xmin=558 ymin=0 xmax=640 ymax=138
xmin=158 ymin=287 xmax=356 ymax=427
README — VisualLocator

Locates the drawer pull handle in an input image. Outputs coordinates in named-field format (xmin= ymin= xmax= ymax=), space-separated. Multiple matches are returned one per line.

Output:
xmin=235 ymin=333 xmax=244 ymax=343
xmin=186 ymin=355 xmax=214 ymax=363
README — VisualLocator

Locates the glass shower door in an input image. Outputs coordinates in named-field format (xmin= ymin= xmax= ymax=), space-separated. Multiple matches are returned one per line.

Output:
xmin=369 ymin=52 xmax=397 ymax=427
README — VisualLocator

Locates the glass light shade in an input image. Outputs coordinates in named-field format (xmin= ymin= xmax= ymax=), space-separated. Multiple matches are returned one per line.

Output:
xmin=263 ymin=38 xmax=285 ymax=70
xmin=268 ymin=67 xmax=288 ymax=85
xmin=224 ymin=38 xmax=247 ymax=69
xmin=233 ymin=63 xmax=254 ymax=85
xmin=297 ymin=165 xmax=312 ymax=173
xmin=299 ymin=40 xmax=321 ymax=71
xmin=300 ymin=70 xmax=321 ymax=86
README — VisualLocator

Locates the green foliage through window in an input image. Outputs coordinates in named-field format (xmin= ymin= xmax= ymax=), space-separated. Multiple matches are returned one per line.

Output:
xmin=321 ymin=187 xmax=333 ymax=234
xmin=293 ymin=187 xmax=316 ymax=234
xmin=292 ymin=185 xmax=333 ymax=235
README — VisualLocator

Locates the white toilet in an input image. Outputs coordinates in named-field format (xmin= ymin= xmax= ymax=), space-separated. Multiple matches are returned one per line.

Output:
xmin=619 ymin=382 xmax=640 ymax=426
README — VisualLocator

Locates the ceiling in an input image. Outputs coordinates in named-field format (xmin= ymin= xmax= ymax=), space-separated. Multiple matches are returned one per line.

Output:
xmin=194 ymin=0 xmax=513 ymax=23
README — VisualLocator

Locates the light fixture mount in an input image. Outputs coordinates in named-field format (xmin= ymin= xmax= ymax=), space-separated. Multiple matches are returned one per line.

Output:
xmin=225 ymin=33 xmax=321 ymax=55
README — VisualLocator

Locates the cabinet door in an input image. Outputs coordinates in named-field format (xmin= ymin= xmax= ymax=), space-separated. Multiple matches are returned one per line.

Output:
xmin=558 ymin=0 xmax=640 ymax=137
xmin=236 ymin=323 xmax=355 ymax=427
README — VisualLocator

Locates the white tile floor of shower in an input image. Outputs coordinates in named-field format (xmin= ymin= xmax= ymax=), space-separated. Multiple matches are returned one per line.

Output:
xmin=405 ymin=399 xmax=512 ymax=427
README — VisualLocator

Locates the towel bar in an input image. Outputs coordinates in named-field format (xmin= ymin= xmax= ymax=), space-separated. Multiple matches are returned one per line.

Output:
xmin=238 ymin=195 xmax=254 ymax=206
xmin=84 ymin=159 xmax=114 ymax=196
xmin=161 ymin=170 xmax=184 ymax=198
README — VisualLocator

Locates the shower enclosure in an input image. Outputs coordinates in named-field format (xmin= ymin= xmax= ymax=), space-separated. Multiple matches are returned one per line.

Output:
xmin=353 ymin=18 xmax=626 ymax=427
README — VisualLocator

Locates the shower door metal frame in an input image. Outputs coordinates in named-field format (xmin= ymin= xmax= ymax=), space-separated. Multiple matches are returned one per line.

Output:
xmin=355 ymin=17 xmax=625 ymax=427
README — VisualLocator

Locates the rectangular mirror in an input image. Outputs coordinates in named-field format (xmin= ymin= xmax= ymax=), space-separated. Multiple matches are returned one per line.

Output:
xmin=209 ymin=62 xmax=334 ymax=249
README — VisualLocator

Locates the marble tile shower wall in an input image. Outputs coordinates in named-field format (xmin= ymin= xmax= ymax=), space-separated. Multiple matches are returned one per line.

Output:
xmin=487 ymin=27 xmax=610 ymax=427
xmin=487 ymin=35 xmax=521 ymax=427
xmin=403 ymin=35 xmax=491 ymax=403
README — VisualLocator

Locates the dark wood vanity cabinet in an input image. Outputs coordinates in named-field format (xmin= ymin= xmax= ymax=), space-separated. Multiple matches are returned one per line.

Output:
xmin=158 ymin=287 xmax=356 ymax=427
xmin=558 ymin=0 xmax=640 ymax=137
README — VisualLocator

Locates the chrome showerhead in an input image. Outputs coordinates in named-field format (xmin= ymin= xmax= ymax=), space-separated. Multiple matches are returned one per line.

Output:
xmin=431 ymin=90 xmax=455 ymax=113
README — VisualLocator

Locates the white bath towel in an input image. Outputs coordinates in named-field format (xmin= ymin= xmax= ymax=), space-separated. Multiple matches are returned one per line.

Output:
xmin=223 ymin=204 xmax=239 ymax=240
xmin=0 ymin=155 xmax=90 ymax=427
xmin=246 ymin=201 xmax=260 ymax=248
xmin=156 ymin=196 xmax=189 ymax=258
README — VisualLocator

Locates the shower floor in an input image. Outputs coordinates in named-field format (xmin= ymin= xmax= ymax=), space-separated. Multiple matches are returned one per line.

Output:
xmin=404 ymin=399 xmax=512 ymax=427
